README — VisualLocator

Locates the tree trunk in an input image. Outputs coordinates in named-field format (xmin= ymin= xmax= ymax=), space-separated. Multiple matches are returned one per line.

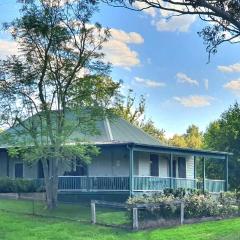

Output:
xmin=42 ymin=158 xmax=59 ymax=209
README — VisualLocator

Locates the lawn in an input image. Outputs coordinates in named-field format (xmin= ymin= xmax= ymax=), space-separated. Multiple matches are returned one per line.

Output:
xmin=0 ymin=198 xmax=130 ymax=226
xmin=0 ymin=211 xmax=240 ymax=240
xmin=0 ymin=199 xmax=240 ymax=240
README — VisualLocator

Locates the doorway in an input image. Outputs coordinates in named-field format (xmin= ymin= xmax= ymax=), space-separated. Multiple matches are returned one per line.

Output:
xmin=150 ymin=154 xmax=159 ymax=176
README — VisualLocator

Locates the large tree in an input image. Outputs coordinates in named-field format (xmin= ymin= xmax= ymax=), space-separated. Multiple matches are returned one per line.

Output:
xmin=0 ymin=0 xmax=120 ymax=209
xmin=106 ymin=0 xmax=240 ymax=58
xmin=204 ymin=102 xmax=240 ymax=189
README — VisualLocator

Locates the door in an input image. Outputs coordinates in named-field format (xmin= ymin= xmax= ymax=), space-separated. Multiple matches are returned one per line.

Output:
xmin=15 ymin=163 xmax=23 ymax=178
xmin=173 ymin=160 xmax=177 ymax=178
xmin=37 ymin=160 xmax=44 ymax=178
xmin=178 ymin=157 xmax=186 ymax=178
xmin=150 ymin=154 xmax=159 ymax=176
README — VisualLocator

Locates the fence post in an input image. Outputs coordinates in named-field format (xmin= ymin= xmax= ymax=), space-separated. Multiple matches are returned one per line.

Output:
xmin=132 ymin=207 xmax=138 ymax=230
xmin=180 ymin=201 xmax=184 ymax=225
xmin=91 ymin=200 xmax=96 ymax=224
xmin=32 ymin=199 xmax=35 ymax=215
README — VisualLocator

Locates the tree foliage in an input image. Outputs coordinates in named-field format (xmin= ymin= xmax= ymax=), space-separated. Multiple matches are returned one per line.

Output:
xmin=204 ymin=102 xmax=240 ymax=189
xmin=114 ymin=89 xmax=166 ymax=143
xmin=0 ymin=0 xmax=120 ymax=208
xmin=169 ymin=124 xmax=203 ymax=149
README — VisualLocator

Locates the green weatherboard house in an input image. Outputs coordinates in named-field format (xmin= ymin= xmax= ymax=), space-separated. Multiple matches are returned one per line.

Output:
xmin=0 ymin=115 xmax=231 ymax=202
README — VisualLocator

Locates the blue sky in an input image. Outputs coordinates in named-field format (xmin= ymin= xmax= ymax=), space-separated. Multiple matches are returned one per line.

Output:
xmin=1 ymin=1 xmax=240 ymax=137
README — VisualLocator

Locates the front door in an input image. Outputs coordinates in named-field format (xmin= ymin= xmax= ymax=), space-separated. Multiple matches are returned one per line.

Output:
xmin=15 ymin=163 xmax=23 ymax=178
xmin=178 ymin=157 xmax=186 ymax=178
xmin=150 ymin=154 xmax=159 ymax=176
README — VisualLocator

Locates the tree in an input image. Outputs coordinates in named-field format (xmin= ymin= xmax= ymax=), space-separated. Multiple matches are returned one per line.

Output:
xmin=185 ymin=125 xmax=203 ymax=149
xmin=106 ymin=0 xmax=240 ymax=58
xmin=169 ymin=124 xmax=203 ymax=148
xmin=204 ymin=102 xmax=240 ymax=189
xmin=114 ymin=89 xmax=146 ymax=125
xmin=0 ymin=0 xmax=120 ymax=209
xmin=141 ymin=119 xmax=166 ymax=143
xmin=169 ymin=134 xmax=187 ymax=148
xmin=114 ymin=89 xmax=167 ymax=142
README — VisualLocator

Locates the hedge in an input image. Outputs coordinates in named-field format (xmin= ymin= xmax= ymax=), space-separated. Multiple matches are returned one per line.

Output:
xmin=0 ymin=178 xmax=45 ymax=193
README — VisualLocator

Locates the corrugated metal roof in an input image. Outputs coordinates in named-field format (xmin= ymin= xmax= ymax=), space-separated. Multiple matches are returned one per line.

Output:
xmin=69 ymin=116 xmax=163 ymax=146
xmin=0 ymin=113 xmax=164 ymax=147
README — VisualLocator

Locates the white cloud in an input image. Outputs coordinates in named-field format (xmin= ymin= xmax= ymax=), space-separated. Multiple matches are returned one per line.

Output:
xmin=133 ymin=1 xmax=157 ymax=17
xmin=176 ymin=72 xmax=199 ymax=86
xmin=204 ymin=79 xmax=209 ymax=90
xmin=133 ymin=0 xmax=196 ymax=32
xmin=134 ymin=76 xmax=166 ymax=88
xmin=174 ymin=95 xmax=214 ymax=107
xmin=0 ymin=40 xmax=18 ymax=57
xmin=103 ymin=28 xmax=144 ymax=69
xmin=224 ymin=79 xmax=240 ymax=95
xmin=152 ymin=15 xmax=196 ymax=32
xmin=110 ymin=29 xmax=144 ymax=44
xmin=218 ymin=63 xmax=240 ymax=73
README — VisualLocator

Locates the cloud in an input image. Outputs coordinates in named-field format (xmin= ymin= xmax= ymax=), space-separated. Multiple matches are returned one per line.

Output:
xmin=152 ymin=15 xmax=196 ymax=32
xmin=133 ymin=0 xmax=196 ymax=32
xmin=176 ymin=72 xmax=199 ymax=86
xmin=109 ymin=29 xmax=144 ymax=44
xmin=204 ymin=79 xmax=209 ymax=90
xmin=218 ymin=63 xmax=240 ymax=73
xmin=103 ymin=28 xmax=144 ymax=69
xmin=223 ymin=79 xmax=240 ymax=95
xmin=134 ymin=76 xmax=166 ymax=88
xmin=174 ymin=95 xmax=214 ymax=107
xmin=0 ymin=40 xmax=18 ymax=57
xmin=133 ymin=1 xmax=156 ymax=17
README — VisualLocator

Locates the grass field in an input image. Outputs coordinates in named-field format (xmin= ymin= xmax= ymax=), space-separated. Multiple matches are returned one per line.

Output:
xmin=0 ymin=198 xmax=130 ymax=226
xmin=0 ymin=199 xmax=240 ymax=240
xmin=0 ymin=211 xmax=240 ymax=240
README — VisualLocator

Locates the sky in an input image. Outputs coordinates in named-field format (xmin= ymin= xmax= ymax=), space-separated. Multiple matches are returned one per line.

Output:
xmin=1 ymin=1 xmax=240 ymax=137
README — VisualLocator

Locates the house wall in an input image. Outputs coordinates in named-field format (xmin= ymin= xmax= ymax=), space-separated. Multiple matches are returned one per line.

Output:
xmin=136 ymin=152 xmax=170 ymax=177
xmin=88 ymin=146 xmax=129 ymax=176
xmin=186 ymin=155 xmax=195 ymax=179
xmin=136 ymin=152 xmax=150 ymax=176
xmin=0 ymin=146 xmax=195 ymax=179
xmin=159 ymin=154 xmax=169 ymax=177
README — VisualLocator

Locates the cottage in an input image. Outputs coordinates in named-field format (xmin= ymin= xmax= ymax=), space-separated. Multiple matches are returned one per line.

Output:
xmin=0 ymin=116 xmax=230 ymax=202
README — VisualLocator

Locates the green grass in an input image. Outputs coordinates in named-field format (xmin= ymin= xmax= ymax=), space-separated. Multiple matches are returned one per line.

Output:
xmin=0 ymin=211 xmax=240 ymax=240
xmin=0 ymin=199 xmax=240 ymax=240
xmin=0 ymin=198 xmax=129 ymax=225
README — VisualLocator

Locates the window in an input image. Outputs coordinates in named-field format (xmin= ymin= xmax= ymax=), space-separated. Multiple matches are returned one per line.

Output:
xmin=15 ymin=163 xmax=23 ymax=178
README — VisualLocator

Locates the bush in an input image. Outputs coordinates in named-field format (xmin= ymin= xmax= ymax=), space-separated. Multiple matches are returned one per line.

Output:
xmin=127 ymin=189 xmax=239 ymax=220
xmin=184 ymin=194 xmax=219 ymax=218
xmin=0 ymin=178 xmax=45 ymax=193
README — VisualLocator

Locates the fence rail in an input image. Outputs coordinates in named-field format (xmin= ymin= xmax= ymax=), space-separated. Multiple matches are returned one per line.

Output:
xmin=58 ymin=176 xmax=129 ymax=191
xmin=58 ymin=176 xmax=225 ymax=193
xmin=205 ymin=179 xmax=225 ymax=193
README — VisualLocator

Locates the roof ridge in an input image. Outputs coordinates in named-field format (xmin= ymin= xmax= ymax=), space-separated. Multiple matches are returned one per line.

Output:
xmin=104 ymin=117 xmax=114 ymax=142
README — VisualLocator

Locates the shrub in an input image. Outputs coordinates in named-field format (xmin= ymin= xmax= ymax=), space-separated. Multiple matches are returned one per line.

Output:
xmin=127 ymin=189 xmax=239 ymax=220
xmin=0 ymin=178 xmax=45 ymax=193
xmin=184 ymin=194 xmax=219 ymax=218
